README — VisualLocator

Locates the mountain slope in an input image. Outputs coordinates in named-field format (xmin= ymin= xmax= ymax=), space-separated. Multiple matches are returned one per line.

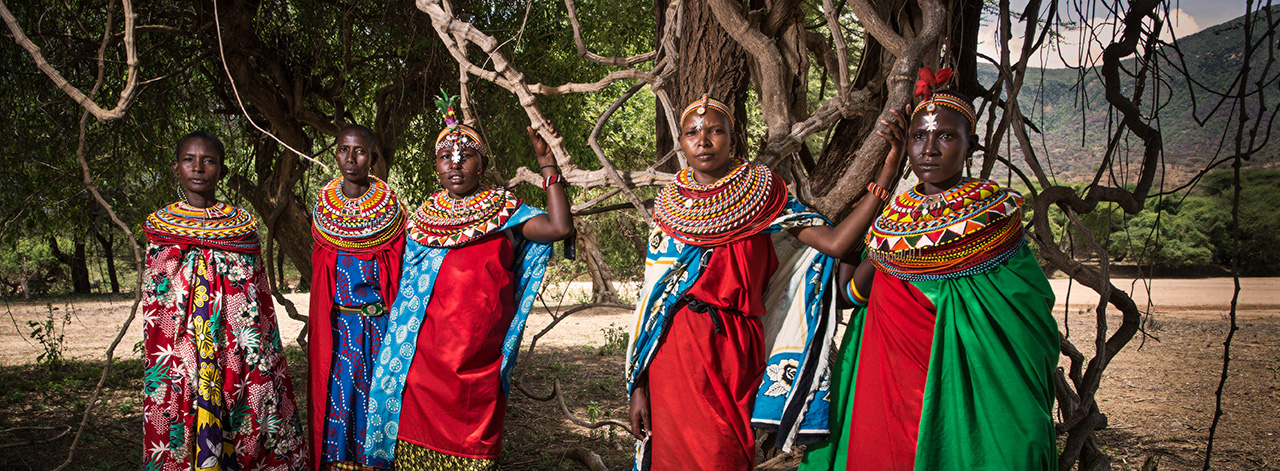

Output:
xmin=976 ymin=7 xmax=1280 ymax=184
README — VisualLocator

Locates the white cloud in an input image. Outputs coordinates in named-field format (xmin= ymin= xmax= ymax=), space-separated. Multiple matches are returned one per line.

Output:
xmin=976 ymin=8 xmax=1202 ymax=69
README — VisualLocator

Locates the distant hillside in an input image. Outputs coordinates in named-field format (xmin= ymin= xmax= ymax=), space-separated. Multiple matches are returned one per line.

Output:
xmin=977 ymin=7 xmax=1280 ymax=184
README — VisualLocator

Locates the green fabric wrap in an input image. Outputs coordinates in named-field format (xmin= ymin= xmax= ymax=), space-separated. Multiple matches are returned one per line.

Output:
xmin=801 ymin=246 xmax=1058 ymax=470
xmin=797 ymin=304 xmax=865 ymax=469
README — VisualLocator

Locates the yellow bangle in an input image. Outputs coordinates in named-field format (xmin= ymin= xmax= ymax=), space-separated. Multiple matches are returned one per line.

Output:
xmin=847 ymin=277 xmax=869 ymax=305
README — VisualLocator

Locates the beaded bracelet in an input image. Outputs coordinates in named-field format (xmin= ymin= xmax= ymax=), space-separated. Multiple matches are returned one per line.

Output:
xmin=542 ymin=173 xmax=563 ymax=190
xmin=867 ymin=181 xmax=890 ymax=201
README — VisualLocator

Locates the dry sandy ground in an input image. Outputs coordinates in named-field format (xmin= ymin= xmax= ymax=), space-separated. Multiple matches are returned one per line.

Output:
xmin=2 ymin=278 xmax=1278 ymax=469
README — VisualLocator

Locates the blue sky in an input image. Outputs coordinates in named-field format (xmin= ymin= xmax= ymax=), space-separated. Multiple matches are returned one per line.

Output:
xmin=978 ymin=0 xmax=1254 ymax=68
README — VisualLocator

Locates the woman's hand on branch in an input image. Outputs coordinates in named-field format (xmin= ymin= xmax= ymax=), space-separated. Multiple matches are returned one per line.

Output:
xmin=517 ymin=122 xmax=573 ymax=243
xmin=529 ymin=123 xmax=559 ymax=169
xmin=629 ymin=385 xmax=651 ymax=439
xmin=788 ymin=108 xmax=910 ymax=258
xmin=875 ymin=108 xmax=908 ymax=170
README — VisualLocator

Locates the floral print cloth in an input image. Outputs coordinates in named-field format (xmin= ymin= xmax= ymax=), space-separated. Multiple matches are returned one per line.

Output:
xmin=142 ymin=244 xmax=306 ymax=471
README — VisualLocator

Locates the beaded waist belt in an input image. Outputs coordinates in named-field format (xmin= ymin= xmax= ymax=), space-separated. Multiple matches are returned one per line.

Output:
xmin=336 ymin=303 xmax=387 ymax=317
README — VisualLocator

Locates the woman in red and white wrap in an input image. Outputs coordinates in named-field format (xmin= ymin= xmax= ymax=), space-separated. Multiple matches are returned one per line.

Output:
xmin=625 ymin=96 xmax=903 ymax=470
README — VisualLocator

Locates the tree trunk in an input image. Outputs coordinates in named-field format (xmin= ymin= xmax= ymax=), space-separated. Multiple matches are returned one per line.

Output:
xmin=810 ymin=0 xmax=920 ymax=216
xmin=199 ymin=0 xmax=318 ymax=286
xmin=48 ymin=236 xmax=91 ymax=294
xmin=276 ymin=239 xmax=286 ymax=290
xmin=654 ymin=0 xmax=753 ymax=164
xmin=807 ymin=0 xmax=976 ymax=216
xmin=92 ymin=229 xmax=120 ymax=293
xmin=574 ymin=220 xmax=622 ymax=305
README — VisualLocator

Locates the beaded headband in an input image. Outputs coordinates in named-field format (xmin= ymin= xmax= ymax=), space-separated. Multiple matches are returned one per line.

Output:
xmin=434 ymin=91 xmax=486 ymax=163
xmin=911 ymin=67 xmax=976 ymax=134
xmin=680 ymin=95 xmax=734 ymax=130
xmin=434 ymin=124 xmax=485 ymax=156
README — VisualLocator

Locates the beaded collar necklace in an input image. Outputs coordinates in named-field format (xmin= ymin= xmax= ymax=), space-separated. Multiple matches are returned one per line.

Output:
xmin=312 ymin=176 xmax=406 ymax=251
xmin=408 ymin=186 xmax=521 ymax=248
xmin=143 ymin=201 xmax=260 ymax=251
xmin=653 ymin=160 xmax=786 ymax=246
xmin=145 ymin=202 xmax=257 ymax=240
xmin=866 ymin=178 xmax=1025 ymax=280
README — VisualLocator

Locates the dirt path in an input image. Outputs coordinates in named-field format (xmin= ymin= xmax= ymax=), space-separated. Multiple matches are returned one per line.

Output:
xmin=1 ymin=278 xmax=1277 ymax=469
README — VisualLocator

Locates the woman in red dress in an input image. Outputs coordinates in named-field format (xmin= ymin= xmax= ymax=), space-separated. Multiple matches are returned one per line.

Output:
xmin=362 ymin=104 xmax=573 ymax=470
xmin=308 ymin=125 xmax=407 ymax=470
xmin=625 ymin=97 xmax=904 ymax=470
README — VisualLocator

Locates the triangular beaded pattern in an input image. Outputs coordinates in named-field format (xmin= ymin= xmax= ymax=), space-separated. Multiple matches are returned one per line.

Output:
xmin=866 ymin=178 xmax=1026 ymax=280
xmin=407 ymin=186 xmax=521 ymax=248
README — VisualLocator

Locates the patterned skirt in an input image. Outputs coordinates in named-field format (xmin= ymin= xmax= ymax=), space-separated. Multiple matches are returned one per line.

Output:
xmin=323 ymin=303 xmax=389 ymax=469
xmin=141 ymin=245 xmax=306 ymax=471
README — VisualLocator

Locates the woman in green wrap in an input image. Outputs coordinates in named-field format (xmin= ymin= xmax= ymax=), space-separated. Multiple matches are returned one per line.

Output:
xmin=800 ymin=68 xmax=1059 ymax=470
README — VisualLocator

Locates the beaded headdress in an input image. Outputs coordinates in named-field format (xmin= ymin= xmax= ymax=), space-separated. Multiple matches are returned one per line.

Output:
xmin=433 ymin=91 xmax=486 ymax=163
xmin=680 ymin=95 xmax=734 ymax=131
xmin=911 ymin=67 xmax=976 ymax=134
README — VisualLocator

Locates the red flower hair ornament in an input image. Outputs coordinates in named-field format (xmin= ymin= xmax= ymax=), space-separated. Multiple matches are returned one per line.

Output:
xmin=915 ymin=67 xmax=954 ymax=99
xmin=910 ymin=66 xmax=975 ymax=133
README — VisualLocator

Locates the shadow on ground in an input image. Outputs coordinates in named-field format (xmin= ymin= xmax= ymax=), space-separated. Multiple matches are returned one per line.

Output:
xmin=0 ymin=344 xmax=636 ymax=471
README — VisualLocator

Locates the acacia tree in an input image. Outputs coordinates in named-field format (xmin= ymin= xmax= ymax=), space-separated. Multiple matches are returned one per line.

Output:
xmin=409 ymin=0 xmax=1276 ymax=469
xmin=5 ymin=0 xmax=1276 ymax=467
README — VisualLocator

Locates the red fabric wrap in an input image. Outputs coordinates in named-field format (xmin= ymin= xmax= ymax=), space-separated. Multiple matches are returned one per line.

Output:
xmin=307 ymin=234 xmax=405 ymax=466
xmin=648 ymin=233 xmax=778 ymax=469
xmin=397 ymin=233 xmax=515 ymax=459
xmin=143 ymin=229 xmax=260 ymax=254
xmin=845 ymin=270 xmax=937 ymax=470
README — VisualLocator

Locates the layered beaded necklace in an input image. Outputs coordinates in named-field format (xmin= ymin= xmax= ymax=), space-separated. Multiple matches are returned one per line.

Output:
xmin=653 ymin=160 xmax=786 ymax=246
xmin=866 ymin=178 xmax=1025 ymax=280
xmin=312 ymin=176 xmax=406 ymax=251
xmin=144 ymin=201 xmax=260 ymax=250
xmin=408 ymin=186 xmax=521 ymax=248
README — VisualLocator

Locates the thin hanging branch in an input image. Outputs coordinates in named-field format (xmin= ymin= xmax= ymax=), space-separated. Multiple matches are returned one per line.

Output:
xmin=563 ymin=0 xmax=658 ymax=66
xmin=1204 ymin=1 xmax=1273 ymax=467
xmin=52 ymin=2 xmax=147 ymax=468
xmin=0 ymin=0 xmax=140 ymax=121
xmin=588 ymin=81 xmax=654 ymax=219
xmin=212 ymin=0 xmax=331 ymax=172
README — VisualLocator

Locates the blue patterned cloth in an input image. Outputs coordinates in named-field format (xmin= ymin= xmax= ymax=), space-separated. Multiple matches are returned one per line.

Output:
xmin=363 ymin=205 xmax=550 ymax=464
xmin=334 ymin=251 xmax=383 ymax=307
xmin=323 ymin=304 xmax=387 ymax=466
xmin=625 ymin=197 xmax=840 ymax=470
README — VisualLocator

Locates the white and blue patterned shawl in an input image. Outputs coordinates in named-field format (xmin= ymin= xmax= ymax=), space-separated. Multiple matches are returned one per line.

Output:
xmin=363 ymin=204 xmax=551 ymax=463
xmin=624 ymin=197 xmax=840 ymax=469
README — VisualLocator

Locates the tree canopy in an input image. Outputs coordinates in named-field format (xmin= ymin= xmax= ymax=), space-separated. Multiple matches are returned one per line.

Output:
xmin=3 ymin=0 xmax=1277 ymax=468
